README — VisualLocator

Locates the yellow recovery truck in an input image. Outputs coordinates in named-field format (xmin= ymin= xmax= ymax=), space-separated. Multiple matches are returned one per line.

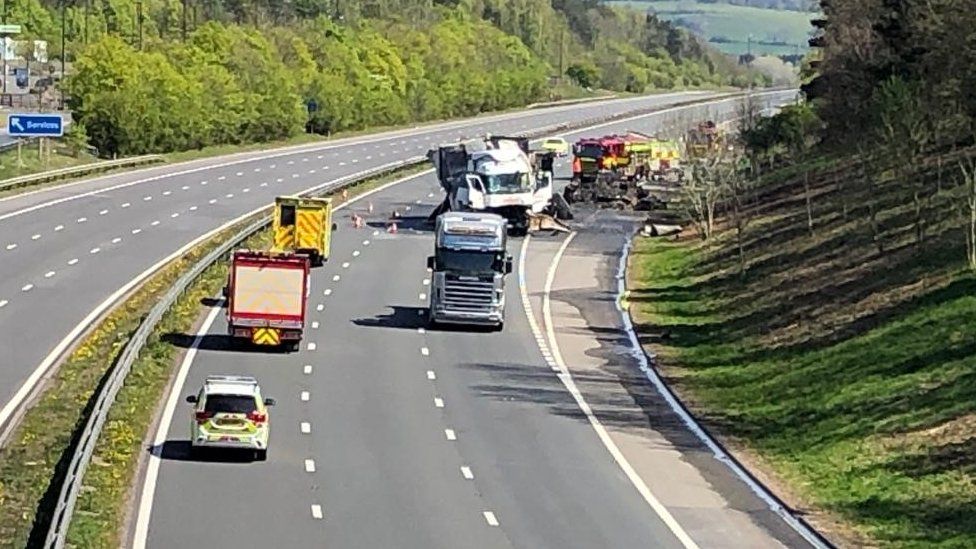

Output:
xmin=272 ymin=196 xmax=336 ymax=267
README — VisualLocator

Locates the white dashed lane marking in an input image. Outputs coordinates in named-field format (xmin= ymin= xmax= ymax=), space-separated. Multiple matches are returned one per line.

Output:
xmin=209 ymin=199 xmax=217 ymax=204
xmin=352 ymin=250 xmax=360 ymax=257
xmin=426 ymin=370 xmax=436 ymax=380
xmin=307 ymin=342 xmax=317 ymax=351
xmin=444 ymin=429 xmax=457 ymax=441
xmin=300 ymin=422 xmax=312 ymax=434
xmin=0 ymin=300 xmax=7 ymax=308
xmin=311 ymin=505 xmax=323 ymax=519
xmin=218 ymin=176 xmax=226 ymax=180
xmin=423 ymin=279 xmax=430 ymax=286
xmin=90 ymin=247 xmax=100 ymax=254
xmin=163 ymin=191 xmax=171 ymax=196
xmin=305 ymin=459 xmax=316 ymax=473
xmin=54 ymin=225 xmax=63 ymax=231
xmin=434 ymin=397 xmax=444 ymax=408
xmin=418 ymin=328 xmax=425 ymax=335
xmin=143 ymin=196 xmax=152 ymax=201
xmin=121 ymin=203 xmax=130 ymax=208
xmin=341 ymin=262 xmax=350 ymax=269
xmin=112 ymin=237 xmax=122 ymax=244
xmin=21 ymin=284 xmax=33 ymax=292
xmin=363 ymin=240 xmax=370 ymax=246
xmin=68 ymin=259 xmax=78 ymax=266
xmin=303 ymin=365 xmax=313 ymax=375
xmin=324 ymin=289 xmax=332 ymax=296
xmin=77 ymin=217 xmax=87 ymax=223
xmin=483 ymin=512 xmax=499 ymax=526
xmin=151 ymin=220 xmax=160 ymax=226
xmin=421 ymin=347 xmax=430 ymax=356
xmin=301 ymin=391 xmax=310 ymax=402
xmin=419 ymin=293 xmax=426 ymax=301
xmin=332 ymin=275 xmax=340 ymax=282
xmin=44 ymin=271 xmax=55 ymax=278
xmin=6 ymin=244 xmax=16 ymax=250
xmin=461 ymin=466 xmax=474 ymax=480
xmin=311 ymin=321 xmax=320 ymax=329
xmin=182 ymin=185 xmax=190 ymax=190
xmin=99 ymin=209 xmax=109 ymax=215
xmin=190 ymin=206 xmax=198 ymax=211
xmin=316 ymin=304 xmax=324 ymax=312
xmin=132 ymin=229 xmax=142 ymax=234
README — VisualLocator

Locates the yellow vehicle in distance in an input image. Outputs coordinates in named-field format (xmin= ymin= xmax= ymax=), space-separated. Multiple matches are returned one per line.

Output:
xmin=272 ymin=196 xmax=336 ymax=267
xmin=541 ymin=137 xmax=569 ymax=157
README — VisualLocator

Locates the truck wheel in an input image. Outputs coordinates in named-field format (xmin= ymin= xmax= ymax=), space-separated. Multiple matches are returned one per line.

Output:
xmin=312 ymin=254 xmax=324 ymax=268
xmin=494 ymin=321 xmax=504 ymax=332
xmin=254 ymin=449 xmax=267 ymax=462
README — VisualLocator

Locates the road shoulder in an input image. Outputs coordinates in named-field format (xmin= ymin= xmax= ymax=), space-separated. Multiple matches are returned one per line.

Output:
xmin=523 ymin=210 xmax=810 ymax=549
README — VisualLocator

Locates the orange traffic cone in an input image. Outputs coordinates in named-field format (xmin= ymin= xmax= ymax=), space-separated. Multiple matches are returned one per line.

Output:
xmin=387 ymin=221 xmax=398 ymax=234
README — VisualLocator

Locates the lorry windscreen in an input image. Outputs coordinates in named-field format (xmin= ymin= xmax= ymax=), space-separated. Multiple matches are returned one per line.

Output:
xmin=576 ymin=144 xmax=603 ymax=158
xmin=438 ymin=249 xmax=501 ymax=274
xmin=483 ymin=172 xmax=532 ymax=194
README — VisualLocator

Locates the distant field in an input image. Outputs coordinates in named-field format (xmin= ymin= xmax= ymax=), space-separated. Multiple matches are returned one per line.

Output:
xmin=609 ymin=0 xmax=815 ymax=57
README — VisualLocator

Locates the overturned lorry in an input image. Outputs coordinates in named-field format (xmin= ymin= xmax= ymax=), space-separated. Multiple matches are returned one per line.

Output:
xmin=427 ymin=135 xmax=572 ymax=235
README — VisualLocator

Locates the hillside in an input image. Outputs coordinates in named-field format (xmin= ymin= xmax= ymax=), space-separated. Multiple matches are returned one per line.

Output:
xmin=610 ymin=0 xmax=814 ymax=57
xmin=632 ymin=135 xmax=976 ymax=545
xmin=626 ymin=0 xmax=976 ymax=543
xmin=7 ymin=0 xmax=766 ymax=156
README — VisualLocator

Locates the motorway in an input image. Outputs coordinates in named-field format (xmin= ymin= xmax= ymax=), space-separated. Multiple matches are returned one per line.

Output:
xmin=124 ymin=91 xmax=812 ymax=548
xmin=0 ymin=90 xmax=734 ymax=430
xmin=0 ymin=90 xmax=788 ymax=431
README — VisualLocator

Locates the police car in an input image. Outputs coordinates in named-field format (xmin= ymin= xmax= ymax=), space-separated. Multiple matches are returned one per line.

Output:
xmin=185 ymin=375 xmax=275 ymax=461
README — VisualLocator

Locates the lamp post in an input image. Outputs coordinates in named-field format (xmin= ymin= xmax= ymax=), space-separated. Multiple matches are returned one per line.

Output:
xmin=136 ymin=0 xmax=143 ymax=50
xmin=60 ymin=0 xmax=65 ymax=109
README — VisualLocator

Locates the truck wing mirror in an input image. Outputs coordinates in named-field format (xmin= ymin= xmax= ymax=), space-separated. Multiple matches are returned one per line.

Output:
xmin=427 ymin=256 xmax=435 ymax=270
xmin=505 ymin=256 xmax=514 ymax=274
xmin=264 ymin=398 xmax=276 ymax=406
xmin=332 ymin=223 xmax=337 ymax=231
xmin=185 ymin=395 xmax=198 ymax=404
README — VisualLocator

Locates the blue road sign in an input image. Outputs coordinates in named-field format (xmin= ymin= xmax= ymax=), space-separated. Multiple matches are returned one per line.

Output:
xmin=7 ymin=114 xmax=64 ymax=137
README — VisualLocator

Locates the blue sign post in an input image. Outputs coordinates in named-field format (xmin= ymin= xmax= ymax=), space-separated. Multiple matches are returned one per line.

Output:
xmin=7 ymin=114 xmax=64 ymax=137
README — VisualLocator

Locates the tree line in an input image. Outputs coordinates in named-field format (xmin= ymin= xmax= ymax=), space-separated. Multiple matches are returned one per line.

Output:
xmin=6 ymin=0 xmax=768 ymax=155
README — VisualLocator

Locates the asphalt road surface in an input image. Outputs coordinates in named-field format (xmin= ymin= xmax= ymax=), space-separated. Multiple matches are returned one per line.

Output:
xmin=132 ymin=91 xmax=811 ymax=549
xmin=0 ymin=90 xmax=792 ymax=431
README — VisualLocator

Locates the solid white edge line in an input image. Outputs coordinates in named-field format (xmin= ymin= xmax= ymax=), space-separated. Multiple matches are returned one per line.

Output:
xmin=132 ymin=303 xmax=223 ymax=549
xmin=613 ymin=237 xmax=829 ymax=549
xmin=521 ymin=232 xmax=700 ymax=549
xmin=130 ymin=168 xmax=438 ymax=548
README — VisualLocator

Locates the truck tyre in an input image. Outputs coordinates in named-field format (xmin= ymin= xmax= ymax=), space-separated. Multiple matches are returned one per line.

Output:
xmin=494 ymin=321 xmax=504 ymax=332
xmin=311 ymin=253 xmax=324 ymax=268
xmin=254 ymin=449 xmax=267 ymax=462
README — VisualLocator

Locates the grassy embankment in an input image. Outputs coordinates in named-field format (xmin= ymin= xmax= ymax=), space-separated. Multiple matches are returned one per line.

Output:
xmin=611 ymin=0 xmax=813 ymax=56
xmin=629 ymin=153 xmax=976 ymax=546
xmin=0 ymin=165 xmax=428 ymax=549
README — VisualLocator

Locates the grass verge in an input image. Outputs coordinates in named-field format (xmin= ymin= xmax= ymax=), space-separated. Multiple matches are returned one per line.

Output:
xmin=0 ymin=165 xmax=427 ymax=549
xmin=628 ymin=151 xmax=976 ymax=547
